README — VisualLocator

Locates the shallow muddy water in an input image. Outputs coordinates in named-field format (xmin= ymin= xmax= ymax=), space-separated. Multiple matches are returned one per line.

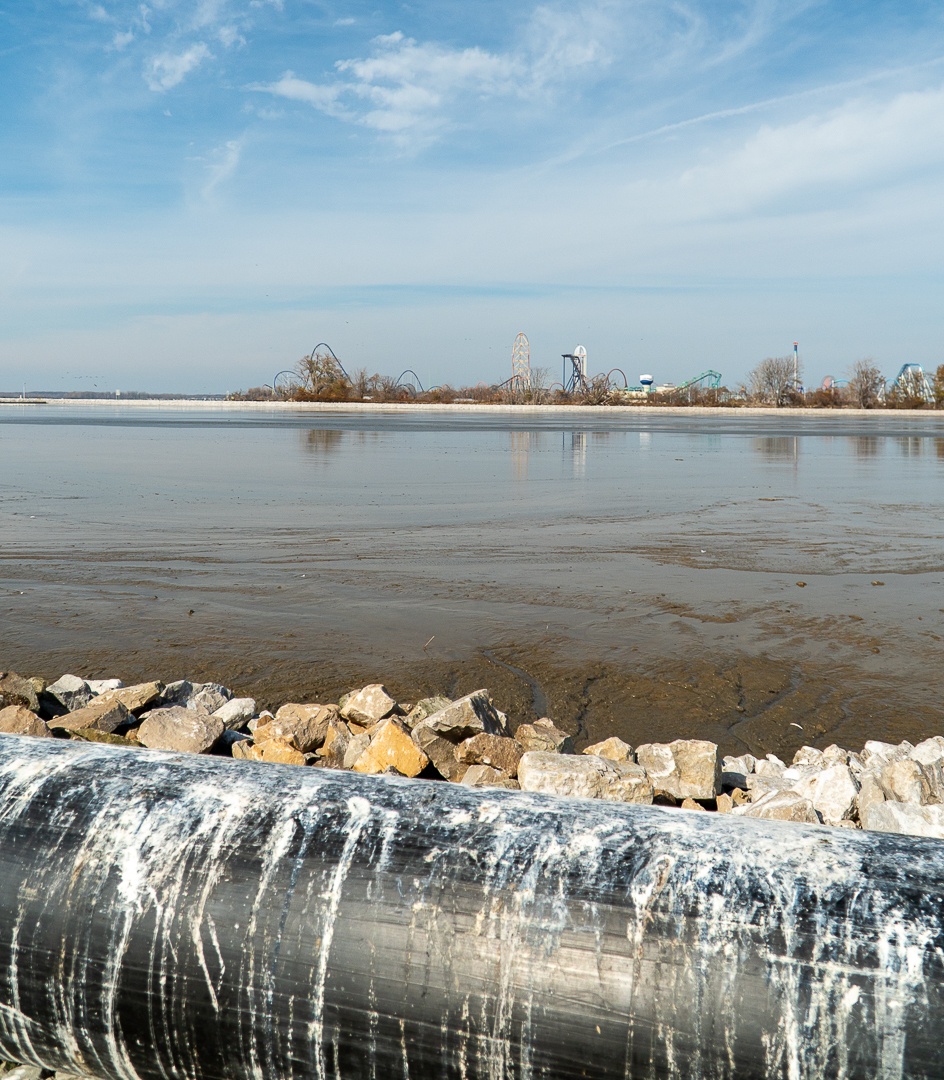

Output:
xmin=3 ymin=403 xmax=944 ymax=757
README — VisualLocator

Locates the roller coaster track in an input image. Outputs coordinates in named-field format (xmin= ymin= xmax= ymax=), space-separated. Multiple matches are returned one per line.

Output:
xmin=677 ymin=369 xmax=722 ymax=391
xmin=890 ymin=363 xmax=933 ymax=402
xmin=309 ymin=342 xmax=352 ymax=384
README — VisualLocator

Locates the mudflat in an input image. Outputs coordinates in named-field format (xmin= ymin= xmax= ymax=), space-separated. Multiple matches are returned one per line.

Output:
xmin=3 ymin=402 xmax=944 ymax=759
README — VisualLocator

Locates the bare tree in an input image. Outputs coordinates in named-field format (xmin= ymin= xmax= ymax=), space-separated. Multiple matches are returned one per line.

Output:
xmin=846 ymin=359 xmax=885 ymax=409
xmin=748 ymin=356 xmax=799 ymax=406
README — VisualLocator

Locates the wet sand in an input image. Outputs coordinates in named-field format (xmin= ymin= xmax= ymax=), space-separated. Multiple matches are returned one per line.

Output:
xmin=3 ymin=402 xmax=944 ymax=758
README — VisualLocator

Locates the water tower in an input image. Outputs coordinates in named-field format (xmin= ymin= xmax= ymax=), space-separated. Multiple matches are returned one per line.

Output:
xmin=640 ymin=374 xmax=654 ymax=393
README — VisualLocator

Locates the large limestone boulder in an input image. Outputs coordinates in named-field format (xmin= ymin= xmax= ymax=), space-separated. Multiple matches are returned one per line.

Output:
xmin=788 ymin=763 xmax=859 ymax=825
xmin=137 ymin=707 xmax=224 ymax=754
xmin=85 ymin=677 xmax=123 ymax=695
xmin=518 ymin=751 xmax=653 ymax=804
xmin=861 ymin=800 xmax=944 ymax=839
xmin=46 ymin=674 xmax=92 ymax=712
xmin=187 ymin=683 xmax=232 ymax=715
xmin=97 ymin=681 xmax=164 ymax=715
xmin=733 ymin=790 xmax=819 ymax=824
xmin=340 ymin=684 xmax=396 ymax=726
xmin=0 ymin=705 xmax=52 ymax=738
xmin=583 ymin=737 xmax=633 ymax=763
xmin=351 ymin=718 xmax=429 ymax=777
xmin=456 ymin=733 xmax=523 ymax=777
xmin=315 ymin=719 xmax=354 ymax=769
xmin=635 ymin=739 xmax=721 ymax=800
xmin=342 ymin=732 xmax=372 ymax=770
xmin=515 ymin=718 xmax=573 ymax=754
xmin=55 ymin=698 xmax=132 ymax=734
xmin=257 ymin=704 xmax=336 ymax=752
xmin=0 ymin=672 xmax=39 ymax=714
xmin=213 ymin=698 xmax=257 ymax=730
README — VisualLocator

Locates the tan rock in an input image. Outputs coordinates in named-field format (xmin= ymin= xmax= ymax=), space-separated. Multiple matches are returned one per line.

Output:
xmin=0 ymin=672 xmax=39 ymax=713
xmin=137 ymin=707 xmax=224 ymax=754
xmin=515 ymin=718 xmax=574 ymax=754
xmin=518 ymin=751 xmax=653 ymax=804
xmin=340 ymin=684 xmax=396 ymax=726
xmin=583 ymin=737 xmax=633 ymax=763
xmin=636 ymin=739 xmax=721 ymax=800
xmin=0 ymin=705 xmax=51 ymax=738
xmin=716 ymin=793 xmax=734 ymax=813
xmin=880 ymin=758 xmax=933 ymax=805
xmin=680 ymin=798 xmax=707 ymax=812
xmin=55 ymin=698 xmax=133 ymax=734
xmin=232 ymin=740 xmax=263 ymax=761
xmin=456 ymin=733 xmax=523 ymax=776
xmin=258 ymin=704 xmax=336 ymax=752
xmin=733 ymin=790 xmax=819 ymax=824
xmin=351 ymin=718 xmax=429 ymax=777
xmin=96 ymin=681 xmax=164 ymax=715
xmin=731 ymin=787 xmax=750 ymax=806
xmin=460 ymin=765 xmax=520 ymax=790
xmin=257 ymin=738 xmax=307 ymax=766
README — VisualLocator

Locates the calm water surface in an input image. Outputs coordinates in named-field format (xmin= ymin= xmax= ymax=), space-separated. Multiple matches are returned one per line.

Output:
xmin=3 ymin=404 xmax=944 ymax=753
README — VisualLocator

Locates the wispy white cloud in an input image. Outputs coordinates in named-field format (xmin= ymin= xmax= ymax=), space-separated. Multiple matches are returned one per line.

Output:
xmin=674 ymin=85 xmax=944 ymax=218
xmin=145 ymin=42 xmax=212 ymax=91
xmin=201 ymin=136 xmax=243 ymax=197
xmin=111 ymin=29 xmax=135 ymax=50
xmin=249 ymin=5 xmax=616 ymax=145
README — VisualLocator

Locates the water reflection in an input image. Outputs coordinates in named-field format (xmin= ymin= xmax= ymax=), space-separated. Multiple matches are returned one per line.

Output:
xmin=753 ymin=436 xmax=799 ymax=462
xmin=511 ymin=431 xmax=531 ymax=482
xmin=896 ymin=437 xmax=925 ymax=458
xmin=301 ymin=429 xmax=344 ymax=453
xmin=853 ymin=436 xmax=880 ymax=458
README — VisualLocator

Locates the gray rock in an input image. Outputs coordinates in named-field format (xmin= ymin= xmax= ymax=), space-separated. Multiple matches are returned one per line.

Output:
xmin=186 ymin=683 xmax=231 ymax=715
xmin=161 ymin=680 xmax=194 ymax=706
xmin=137 ymin=707 xmax=224 ymax=754
xmin=518 ymin=751 xmax=653 ymax=804
xmin=412 ymin=690 xmax=509 ymax=780
xmin=216 ymin=729 xmax=251 ymax=752
xmin=340 ymin=684 xmax=396 ymax=726
xmin=910 ymin=736 xmax=944 ymax=768
xmin=405 ymin=696 xmax=453 ymax=728
xmin=861 ymin=800 xmax=944 ymax=839
xmin=46 ymin=674 xmax=92 ymax=712
xmin=212 ymin=697 xmax=257 ymax=730
xmin=733 ymin=789 xmax=819 ymax=824
xmin=419 ymin=690 xmax=509 ymax=741
xmin=636 ymin=739 xmax=721 ymax=800
xmin=342 ymin=732 xmax=372 ymax=770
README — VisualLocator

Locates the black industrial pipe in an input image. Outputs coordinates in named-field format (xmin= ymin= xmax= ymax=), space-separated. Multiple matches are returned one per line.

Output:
xmin=0 ymin=737 xmax=941 ymax=1080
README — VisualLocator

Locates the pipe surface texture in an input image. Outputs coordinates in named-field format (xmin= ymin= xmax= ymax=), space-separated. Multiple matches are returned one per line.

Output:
xmin=0 ymin=738 xmax=941 ymax=1080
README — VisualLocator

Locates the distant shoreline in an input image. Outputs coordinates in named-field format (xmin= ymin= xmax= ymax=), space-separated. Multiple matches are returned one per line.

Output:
xmin=3 ymin=397 xmax=944 ymax=420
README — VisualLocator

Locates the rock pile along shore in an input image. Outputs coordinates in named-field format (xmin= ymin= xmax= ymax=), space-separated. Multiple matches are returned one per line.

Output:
xmin=2 ymin=669 xmax=944 ymax=839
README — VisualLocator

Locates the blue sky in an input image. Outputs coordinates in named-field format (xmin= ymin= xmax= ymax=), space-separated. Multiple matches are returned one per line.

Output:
xmin=1 ymin=1 xmax=943 ymax=393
